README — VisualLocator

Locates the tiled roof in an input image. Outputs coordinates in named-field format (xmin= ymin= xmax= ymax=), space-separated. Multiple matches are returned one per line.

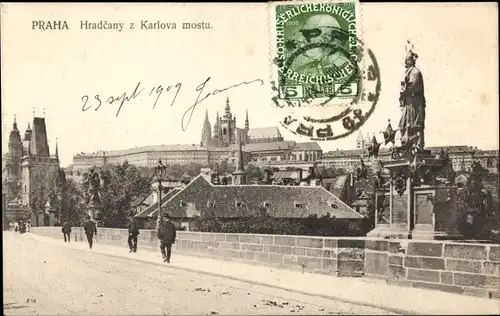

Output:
xmin=135 ymin=188 xmax=182 ymax=218
xmin=160 ymin=174 xmax=363 ymax=219
xmin=244 ymin=141 xmax=296 ymax=152
xmin=293 ymin=142 xmax=322 ymax=151
xmin=428 ymin=145 xmax=476 ymax=153
xmin=329 ymin=175 xmax=349 ymax=198
xmin=322 ymin=145 xmax=480 ymax=158
xmin=131 ymin=193 xmax=151 ymax=208
xmin=32 ymin=117 xmax=50 ymax=158
xmin=247 ymin=127 xmax=282 ymax=140
xmin=106 ymin=144 xmax=207 ymax=156
xmin=474 ymin=150 xmax=499 ymax=157
xmin=323 ymin=148 xmax=369 ymax=157
xmin=271 ymin=170 xmax=301 ymax=179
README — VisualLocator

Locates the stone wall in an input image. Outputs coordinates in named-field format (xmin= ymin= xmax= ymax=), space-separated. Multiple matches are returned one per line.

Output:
xmin=31 ymin=227 xmax=499 ymax=299
xmin=364 ymin=239 xmax=499 ymax=299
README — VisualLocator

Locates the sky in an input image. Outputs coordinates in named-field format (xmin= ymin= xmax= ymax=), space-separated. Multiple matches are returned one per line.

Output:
xmin=1 ymin=2 xmax=498 ymax=167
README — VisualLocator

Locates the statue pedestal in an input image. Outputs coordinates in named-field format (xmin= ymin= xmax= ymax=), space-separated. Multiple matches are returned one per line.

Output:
xmin=367 ymin=151 xmax=460 ymax=240
xmin=411 ymin=185 xmax=461 ymax=240
xmin=88 ymin=201 xmax=103 ymax=221
xmin=48 ymin=211 xmax=56 ymax=226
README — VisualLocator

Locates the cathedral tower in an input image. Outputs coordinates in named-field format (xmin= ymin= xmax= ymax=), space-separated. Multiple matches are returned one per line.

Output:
xmin=20 ymin=116 xmax=60 ymax=225
xmin=216 ymin=97 xmax=237 ymax=147
xmin=5 ymin=116 xmax=23 ymax=200
xmin=201 ymin=109 xmax=212 ymax=147
xmin=356 ymin=130 xmax=364 ymax=149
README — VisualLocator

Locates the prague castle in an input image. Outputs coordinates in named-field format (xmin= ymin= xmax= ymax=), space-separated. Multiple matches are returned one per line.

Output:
xmin=71 ymin=98 xmax=498 ymax=175
xmin=72 ymin=98 xmax=323 ymax=173
xmin=2 ymin=115 xmax=60 ymax=225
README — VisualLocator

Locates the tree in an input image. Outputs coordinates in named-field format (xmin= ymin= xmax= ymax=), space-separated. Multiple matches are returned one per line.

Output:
xmin=82 ymin=161 xmax=152 ymax=228
xmin=436 ymin=150 xmax=456 ymax=184
xmin=214 ymin=159 xmax=235 ymax=175
xmin=246 ymin=164 xmax=264 ymax=182
xmin=58 ymin=179 xmax=87 ymax=226
xmin=184 ymin=163 xmax=204 ymax=177
xmin=336 ymin=168 xmax=347 ymax=176
xmin=456 ymin=161 xmax=495 ymax=239
xmin=314 ymin=166 xmax=327 ymax=180
xmin=325 ymin=167 xmax=337 ymax=178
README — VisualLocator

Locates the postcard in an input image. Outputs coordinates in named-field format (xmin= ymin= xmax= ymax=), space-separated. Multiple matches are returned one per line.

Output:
xmin=2 ymin=2 xmax=498 ymax=315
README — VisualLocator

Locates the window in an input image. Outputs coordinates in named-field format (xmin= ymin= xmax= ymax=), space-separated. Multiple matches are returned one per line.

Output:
xmin=24 ymin=185 xmax=27 ymax=193
xmin=263 ymin=201 xmax=271 ymax=208
xmin=180 ymin=201 xmax=187 ymax=207
xmin=330 ymin=203 xmax=338 ymax=209
xmin=235 ymin=201 xmax=244 ymax=207
xmin=207 ymin=201 xmax=216 ymax=207
xmin=294 ymin=202 xmax=303 ymax=208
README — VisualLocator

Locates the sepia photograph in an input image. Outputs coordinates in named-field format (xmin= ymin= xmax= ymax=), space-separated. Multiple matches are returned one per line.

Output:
xmin=2 ymin=1 xmax=499 ymax=315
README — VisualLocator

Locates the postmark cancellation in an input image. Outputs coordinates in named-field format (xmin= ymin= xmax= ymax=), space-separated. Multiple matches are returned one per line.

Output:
xmin=269 ymin=0 xmax=381 ymax=142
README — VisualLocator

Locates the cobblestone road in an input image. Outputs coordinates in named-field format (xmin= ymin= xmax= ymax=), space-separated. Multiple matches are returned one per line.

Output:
xmin=3 ymin=232 xmax=395 ymax=315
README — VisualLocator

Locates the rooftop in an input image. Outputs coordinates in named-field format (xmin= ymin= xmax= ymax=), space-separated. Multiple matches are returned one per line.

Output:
xmin=247 ymin=127 xmax=282 ymax=140
xmin=153 ymin=174 xmax=363 ymax=219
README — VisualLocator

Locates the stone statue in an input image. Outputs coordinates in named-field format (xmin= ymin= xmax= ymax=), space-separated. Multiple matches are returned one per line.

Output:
xmin=399 ymin=41 xmax=426 ymax=150
xmin=88 ymin=168 xmax=101 ymax=205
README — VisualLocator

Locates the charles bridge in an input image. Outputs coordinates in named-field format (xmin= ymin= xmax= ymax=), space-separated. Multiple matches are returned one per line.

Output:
xmin=16 ymin=226 xmax=498 ymax=315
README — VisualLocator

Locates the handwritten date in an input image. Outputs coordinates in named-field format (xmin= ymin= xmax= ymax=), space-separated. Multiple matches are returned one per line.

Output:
xmin=80 ymin=77 xmax=264 ymax=131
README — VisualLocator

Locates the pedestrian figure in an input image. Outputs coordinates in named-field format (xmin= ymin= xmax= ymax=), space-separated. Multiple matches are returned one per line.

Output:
xmin=14 ymin=221 xmax=19 ymax=232
xmin=62 ymin=221 xmax=72 ymax=242
xmin=157 ymin=214 xmax=176 ymax=263
xmin=19 ymin=220 xmax=26 ymax=234
xmin=26 ymin=220 xmax=31 ymax=232
xmin=83 ymin=216 xmax=97 ymax=249
xmin=127 ymin=212 xmax=140 ymax=253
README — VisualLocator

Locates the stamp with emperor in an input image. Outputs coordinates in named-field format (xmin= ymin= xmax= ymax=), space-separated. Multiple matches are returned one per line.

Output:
xmin=270 ymin=1 xmax=380 ymax=142
xmin=274 ymin=1 xmax=359 ymax=101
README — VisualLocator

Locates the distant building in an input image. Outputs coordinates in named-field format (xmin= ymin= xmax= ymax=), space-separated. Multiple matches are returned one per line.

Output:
xmin=320 ymin=140 xmax=498 ymax=174
xmin=2 ymin=116 xmax=60 ymax=226
xmin=72 ymin=98 xmax=322 ymax=173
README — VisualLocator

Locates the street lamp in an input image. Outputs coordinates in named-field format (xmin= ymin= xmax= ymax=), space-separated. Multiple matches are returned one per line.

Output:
xmin=155 ymin=160 xmax=167 ymax=230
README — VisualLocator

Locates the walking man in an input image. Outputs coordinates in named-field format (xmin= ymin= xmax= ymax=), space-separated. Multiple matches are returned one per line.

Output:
xmin=127 ymin=212 xmax=140 ymax=253
xmin=62 ymin=221 xmax=72 ymax=242
xmin=83 ymin=216 xmax=97 ymax=249
xmin=157 ymin=214 xmax=177 ymax=263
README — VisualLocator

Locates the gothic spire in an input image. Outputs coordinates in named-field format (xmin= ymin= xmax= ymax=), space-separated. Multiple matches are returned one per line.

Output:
xmin=204 ymin=109 xmax=209 ymax=122
xmin=356 ymin=130 xmax=363 ymax=142
xmin=201 ymin=109 xmax=212 ymax=147
xmin=245 ymin=109 xmax=249 ymax=130
xmin=55 ymin=138 xmax=59 ymax=160
xmin=225 ymin=97 xmax=231 ymax=116
xmin=232 ymin=129 xmax=247 ymax=185
xmin=13 ymin=115 xmax=18 ymax=130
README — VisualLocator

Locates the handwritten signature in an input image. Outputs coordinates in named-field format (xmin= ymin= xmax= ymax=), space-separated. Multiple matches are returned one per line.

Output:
xmin=80 ymin=77 xmax=264 ymax=131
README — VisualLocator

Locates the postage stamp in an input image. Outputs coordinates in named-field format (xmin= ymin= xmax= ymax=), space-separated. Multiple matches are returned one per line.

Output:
xmin=269 ymin=0 xmax=381 ymax=141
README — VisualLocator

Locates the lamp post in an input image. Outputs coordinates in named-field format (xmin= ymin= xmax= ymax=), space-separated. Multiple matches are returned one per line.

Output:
xmin=155 ymin=160 xmax=167 ymax=230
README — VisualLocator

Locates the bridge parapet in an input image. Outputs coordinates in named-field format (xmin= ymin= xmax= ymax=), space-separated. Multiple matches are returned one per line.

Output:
xmin=30 ymin=227 xmax=499 ymax=299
